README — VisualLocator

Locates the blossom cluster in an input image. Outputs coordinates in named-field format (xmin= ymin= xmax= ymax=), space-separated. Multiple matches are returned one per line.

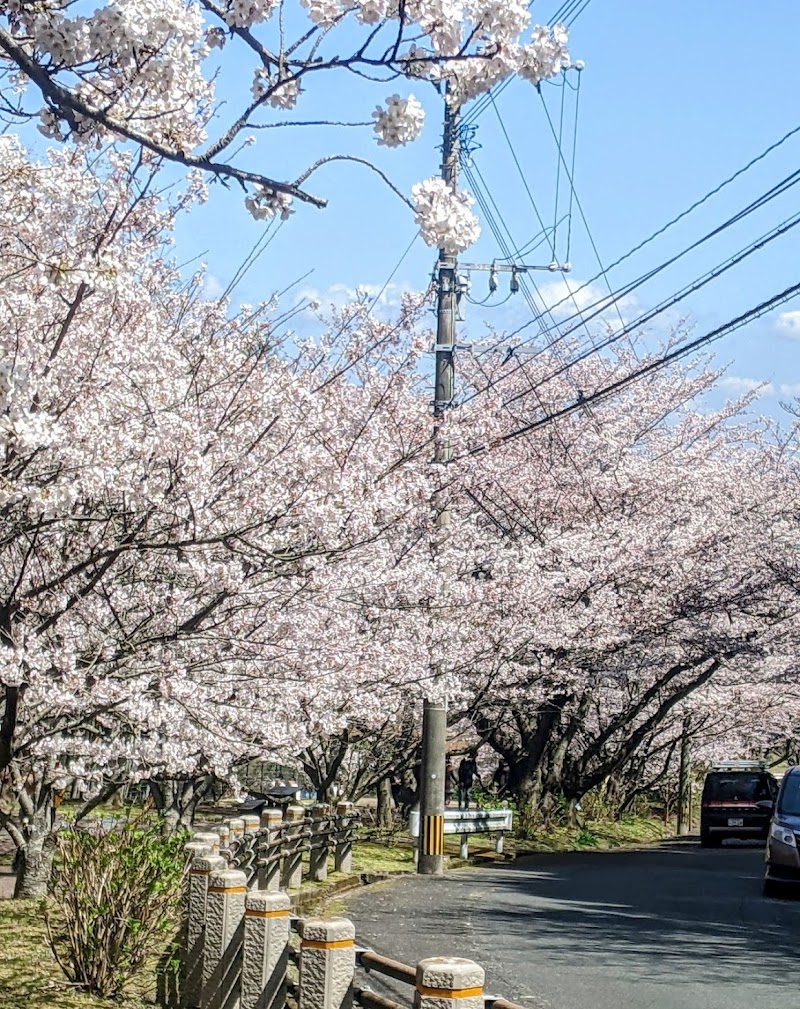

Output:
xmin=1 ymin=0 xmax=573 ymax=253
xmin=372 ymin=94 xmax=425 ymax=147
xmin=411 ymin=176 xmax=480 ymax=254
xmin=245 ymin=184 xmax=295 ymax=220
xmin=223 ymin=0 xmax=279 ymax=27
xmin=251 ymin=70 xmax=300 ymax=108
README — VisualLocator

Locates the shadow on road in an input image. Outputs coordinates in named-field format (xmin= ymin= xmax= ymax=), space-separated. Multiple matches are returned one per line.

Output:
xmin=412 ymin=839 xmax=800 ymax=989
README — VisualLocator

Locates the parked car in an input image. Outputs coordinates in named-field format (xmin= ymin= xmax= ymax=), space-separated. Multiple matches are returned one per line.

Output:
xmin=699 ymin=761 xmax=778 ymax=847
xmin=764 ymin=766 xmax=800 ymax=897
xmin=238 ymin=783 xmax=312 ymax=813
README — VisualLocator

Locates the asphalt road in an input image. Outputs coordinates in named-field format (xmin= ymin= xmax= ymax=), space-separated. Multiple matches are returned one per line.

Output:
xmin=343 ymin=839 xmax=800 ymax=1009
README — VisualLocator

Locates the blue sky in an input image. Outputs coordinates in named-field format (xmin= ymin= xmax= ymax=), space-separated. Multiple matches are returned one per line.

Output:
xmin=169 ymin=1 xmax=800 ymax=408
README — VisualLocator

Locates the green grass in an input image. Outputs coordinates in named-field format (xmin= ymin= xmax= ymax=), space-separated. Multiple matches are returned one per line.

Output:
xmin=513 ymin=813 xmax=666 ymax=854
xmin=0 ymin=900 xmax=151 ymax=1009
xmin=350 ymin=840 xmax=416 ymax=873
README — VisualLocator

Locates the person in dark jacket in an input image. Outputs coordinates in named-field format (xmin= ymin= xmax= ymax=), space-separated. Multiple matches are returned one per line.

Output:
xmin=492 ymin=759 xmax=509 ymax=798
xmin=457 ymin=754 xmax=479 ymax=809
xmin=444 ymin=758 xmax=458 ymax=807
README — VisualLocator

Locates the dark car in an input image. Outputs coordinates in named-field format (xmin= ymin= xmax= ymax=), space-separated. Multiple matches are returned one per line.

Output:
xmin=764 ymin=766 xmax=800 ymax=897
xmin=700 ymin=762 xmax=778 ymax=847
xmin=238 ymin=784 xmax=311 ymax=814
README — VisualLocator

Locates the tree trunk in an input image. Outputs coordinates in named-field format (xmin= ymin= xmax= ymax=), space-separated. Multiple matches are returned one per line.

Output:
xmin=13 ymin=810 xmax=56 ymax=899
xmin=509 ymin=757 xmax=545 ymax=810
xmin=148 ymin=777 xmax=213 ymax=835
xmin=376 ymin=776 xmax=394 ymax=829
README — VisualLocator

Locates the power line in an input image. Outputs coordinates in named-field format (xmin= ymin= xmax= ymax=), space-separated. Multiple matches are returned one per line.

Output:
xmin=479 ymin=278 xmax=800 ymax=450
xmin=461 ymin=206 xmax=800 ymax=412
xmin=564 ymin=0 xmax=594 ymax=26
xmin=495 ymin=159 xmax=800 ymax=353
xmin=498 ymin=119 xmax=800 ymax=339
xmin=538 ymin=83 xmax=627 ymax=335
xmin=500 ymin=208 xmax=800 ymax=409
xmin=488 ymin=92 xmax=555 ymax=260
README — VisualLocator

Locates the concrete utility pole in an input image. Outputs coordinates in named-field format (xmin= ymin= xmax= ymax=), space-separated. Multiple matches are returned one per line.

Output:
xmin=417 ymin=89 xmax=460 ymax=876
xmin=677 ymin=714 xmax=692 ymax=836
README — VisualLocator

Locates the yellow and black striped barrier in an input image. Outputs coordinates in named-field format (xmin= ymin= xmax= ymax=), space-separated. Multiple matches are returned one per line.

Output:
xmin=420 ymin=814 xmax=445 ymax=856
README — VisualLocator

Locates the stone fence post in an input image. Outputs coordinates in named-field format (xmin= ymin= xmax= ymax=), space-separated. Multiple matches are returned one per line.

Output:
xmin=242 ymin=815 xmax=261 ymax=835
xmin=333 ymin=803 xmax=355 ymax=874
xmin=258 ymin=809 xmax=283 ymax=891
xmin=186 ymin=855 xmax=227 ymax=1009
xmin=281 ymin=805 xmax=306 ymax=890
xmin=193 ymin=832 xmax=222 ymax=855
xmin=414 ymin=957 xmax=485 ymax=1009
xmin=300 ymin=917 xmax=355 ymax=1009
xmin=201 ymin=868 xmax=247 ymax=1009
xmin=241 ymin=890 xmax=291 ymax=1009
xmin=308 ymin=804 xmax=331 ymax=883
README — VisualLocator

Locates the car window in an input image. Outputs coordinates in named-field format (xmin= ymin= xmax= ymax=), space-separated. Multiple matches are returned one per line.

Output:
xmin=777 ymin=775 xmax=800 ymax=817
xmin=703 ymin=773 xmax=768 ymax=801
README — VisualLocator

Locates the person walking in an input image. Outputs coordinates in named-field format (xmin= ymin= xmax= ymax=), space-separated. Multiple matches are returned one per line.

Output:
xmin=457 ymin=753 xmax=479 ymax=809
xmin=492 ymin=759 xmax=509 ymax=798
xmin=444 ymin=758 xmax=457 ymax=807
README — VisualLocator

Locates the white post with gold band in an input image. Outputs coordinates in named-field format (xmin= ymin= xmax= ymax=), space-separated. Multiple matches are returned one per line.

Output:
xmin=334 ymin=803 xmax=354 ymax=873
xmin=299 ymin=917 xmax=356 ymax=1009
xmin=185 ymin=841 xmax=212 ymax=862
xmin=229 ymin=817 xmax=246 ymax=840
xmin=414 ymin=957 xmax=485 ymax=1009
xmin=242 ymin=814 xmax=261 ymax=835
xmin=259 ymin=808 xmax=283 ymax=891
xmin=240 ymin=891 xmax=291 ymax=1009
xmin=308 ymin=803 xmax=331 ymax=882
xmin=186 ymin=855 xmax=227 ymax=1009
xmin=192 ymin=831 xmax=222 ymax=855
xmin=201 ymin=868 xmax=248 ymax=1009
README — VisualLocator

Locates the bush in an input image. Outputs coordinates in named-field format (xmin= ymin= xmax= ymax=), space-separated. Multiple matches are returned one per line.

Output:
xmin=45 ymin=812 xmax=188 ymax=999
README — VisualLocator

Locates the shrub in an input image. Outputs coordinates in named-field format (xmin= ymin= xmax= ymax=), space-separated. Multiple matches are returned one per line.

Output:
xmin=45 ymin=812 xmax=188 ymax=999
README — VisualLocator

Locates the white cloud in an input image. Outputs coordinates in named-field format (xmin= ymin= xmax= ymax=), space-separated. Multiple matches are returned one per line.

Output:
xmin=534 ymin=277 xmax=639 ymax=332
xmin=202 ymin=272 xmax=225 ymax=300
xmin=778 ymin=383 xmax=800 ymax=397
xmin=775 ymin=311 xmax=800 ymax=338
xmin=719 ymin=376 xmax=774 ymax=396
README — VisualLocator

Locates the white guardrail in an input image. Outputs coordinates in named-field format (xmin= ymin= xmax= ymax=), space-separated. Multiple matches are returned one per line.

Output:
xmin=408 ymin=808 xmax=514 ymax=859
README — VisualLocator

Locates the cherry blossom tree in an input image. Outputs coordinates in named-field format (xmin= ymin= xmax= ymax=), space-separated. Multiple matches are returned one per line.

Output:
xmin=0 ymin=0 xmax=571 ymax=251
xmin=0 ymin=135 xmax=443 ymax=894
xmin=431 ymin=341 xmax=800 ymax=815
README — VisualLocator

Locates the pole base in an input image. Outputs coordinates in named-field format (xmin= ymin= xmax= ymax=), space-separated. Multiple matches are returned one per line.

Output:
xmin=417 ymin=853 xmax=444 ymax=876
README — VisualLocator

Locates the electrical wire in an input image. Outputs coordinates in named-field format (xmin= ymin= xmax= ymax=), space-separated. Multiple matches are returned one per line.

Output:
xmin=565 ymin=67 xmax=581 ymax=263
xmin=538 ymin=85 xmax=627 ymax=335
xmin=477 ymin=278 xmax=800 ymax=451
xmin=564 ymin=0 xmax=593 ymax=26
xmin=498 ymin=119 xmax=800 ymax=338
xmin=493 ymin=159 xmax=800 ymax=354
xmin=489 ymin=92 xmax=555 ymax=260
xmin=460 ymin=206 xmax=800 ymax=411
xmin=551 ymin=66 xmax=567 ymax=255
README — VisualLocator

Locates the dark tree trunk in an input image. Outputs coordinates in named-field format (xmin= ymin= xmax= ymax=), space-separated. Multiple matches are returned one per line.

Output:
xmin=148 ymin=777 xmax=214 ymax=835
